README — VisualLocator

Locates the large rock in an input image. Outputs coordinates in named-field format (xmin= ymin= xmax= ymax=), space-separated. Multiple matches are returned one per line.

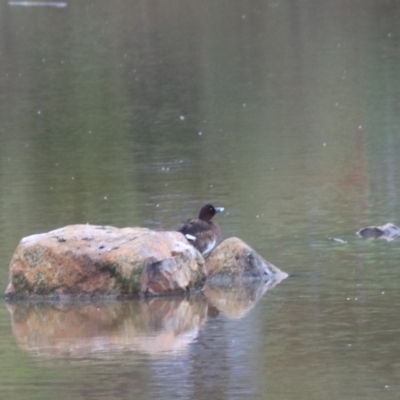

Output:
xmin=205 ymin=237 xmax=287 ymax=282
xmin=5 ymin=226 xmax=288 ymax=300
xmin=5 ymin=225 xmax=206 ymax=299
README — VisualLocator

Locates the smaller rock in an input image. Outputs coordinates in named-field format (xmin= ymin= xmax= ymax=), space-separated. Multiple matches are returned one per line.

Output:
xmin=205 ymin=237 xmax=287 ymax=283
xmin=356 ymin=223 xmax=400 ymax=242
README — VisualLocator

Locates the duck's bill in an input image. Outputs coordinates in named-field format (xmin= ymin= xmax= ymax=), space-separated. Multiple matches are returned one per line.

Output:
xmin=215 ymin=207 xmax=225 ymax=213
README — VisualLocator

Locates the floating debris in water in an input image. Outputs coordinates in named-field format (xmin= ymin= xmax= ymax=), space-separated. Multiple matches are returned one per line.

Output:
xmin=356 ymin=223 xmax=400 ymax=242
xmin=8 ymin=1 xmax=68 ymax=7
xmin=329 ymin=237 xmax=348 ymax=244
xmin=179 ymin=115 xmax=185 ymax=120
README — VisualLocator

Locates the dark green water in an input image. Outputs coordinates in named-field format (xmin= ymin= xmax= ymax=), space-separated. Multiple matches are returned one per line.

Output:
xmin=1 ymin=0 xmax=400 ymax=399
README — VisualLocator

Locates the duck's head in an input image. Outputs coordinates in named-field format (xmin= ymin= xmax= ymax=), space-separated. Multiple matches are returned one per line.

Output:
xmin=198 ymin=204 xmax=224 ymax=222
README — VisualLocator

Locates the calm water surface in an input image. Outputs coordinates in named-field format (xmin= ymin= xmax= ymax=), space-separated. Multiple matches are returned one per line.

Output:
xmin=1 ymin=0 xmax=400 ymax=399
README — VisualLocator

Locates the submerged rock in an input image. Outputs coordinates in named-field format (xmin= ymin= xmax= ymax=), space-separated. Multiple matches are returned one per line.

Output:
xmin=328 ymin=237 xmax=348 ymax=244
xmin=5 ymin=225 xmax=206 ymax=299
xmin=356 ymin=223 xmax=400 ymax=242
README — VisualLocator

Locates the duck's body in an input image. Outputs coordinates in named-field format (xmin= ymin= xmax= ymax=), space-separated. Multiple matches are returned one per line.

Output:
xmin=178 ymin=204 xmax=224 ymax=257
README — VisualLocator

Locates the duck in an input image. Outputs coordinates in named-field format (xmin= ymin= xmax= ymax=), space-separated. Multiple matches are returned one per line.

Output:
xmin=178 ymin=204 xmax=224 ymax=257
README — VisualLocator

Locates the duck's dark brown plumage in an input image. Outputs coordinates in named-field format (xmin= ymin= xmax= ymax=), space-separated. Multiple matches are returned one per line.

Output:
xmin=178 ymin=204 xmax=224 ymax=256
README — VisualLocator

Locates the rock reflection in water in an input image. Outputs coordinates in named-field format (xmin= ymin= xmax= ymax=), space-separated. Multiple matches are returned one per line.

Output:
xmin=7 ymin=278 xmax=285 ymax=359
xmin=7 ymin=297 xmax=207 ymax=359
xmin=204 ymin=279 xmax=281 ymax=319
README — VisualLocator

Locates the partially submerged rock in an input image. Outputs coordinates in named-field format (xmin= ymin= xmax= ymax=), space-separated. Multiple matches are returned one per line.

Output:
xmin=5 ymin=225 xmax=287 ymax=300
xmin=205 ymin=237 xmax=287 ymax=283
xmin=5 ymin=225 xmax=206 ymax=299
xmin=356 ymin=223 xmax=400 ymax=242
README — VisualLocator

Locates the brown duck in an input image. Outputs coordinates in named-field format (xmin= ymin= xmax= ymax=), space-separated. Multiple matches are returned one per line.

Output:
xmin=178 ymin=204 xmax=224 ymax=256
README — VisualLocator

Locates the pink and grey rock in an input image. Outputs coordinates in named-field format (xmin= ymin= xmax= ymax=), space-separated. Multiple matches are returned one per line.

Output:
xmin=205 ymin=237 xmax=287 ymax=282
xmin=5 ymin=225 xmax=287 ymax=300
xmin=5 ymin=225 xmax=206 ymax=299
